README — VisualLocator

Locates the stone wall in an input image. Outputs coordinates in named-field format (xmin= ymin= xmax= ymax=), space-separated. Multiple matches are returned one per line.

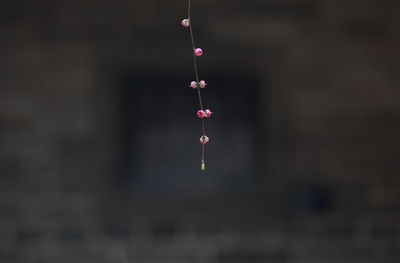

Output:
xmin=0 ymin=0 xmax=400 ymax=262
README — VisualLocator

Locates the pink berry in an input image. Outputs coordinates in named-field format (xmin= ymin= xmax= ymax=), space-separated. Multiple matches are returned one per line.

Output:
xmin=190 ymin=81 xmax=197 ymax=89
xmin=200 ymin=135 xmax=209 ymax=144
xmin=197 ymin=110 xmax=205 ymax=118
xmin=199 ymin=80 xmax=207 ymax=88
xmin=205 ymin=109 xmax=212 ymax=118
xmin=181 ymin=19 xmax=190 ymax=28
xmin=194 ymin=48 xmax=203 ymax=56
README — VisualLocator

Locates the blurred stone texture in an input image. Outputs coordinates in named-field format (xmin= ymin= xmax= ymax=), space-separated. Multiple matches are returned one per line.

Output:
xmin=1 ymin=0 xmax=400 ymax=262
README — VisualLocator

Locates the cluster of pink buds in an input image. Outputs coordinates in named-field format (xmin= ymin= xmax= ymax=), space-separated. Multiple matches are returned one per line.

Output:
xmin=181 ymin=1 xmax=213 ymax=171
xmin=190 ymin=80 xmax=207 ymax=89
xmin=197 ymin=109 xmax=213 ymax=119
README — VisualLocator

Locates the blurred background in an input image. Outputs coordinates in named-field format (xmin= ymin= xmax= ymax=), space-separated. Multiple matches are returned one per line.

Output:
xmin=1 ymin=0 xmax=400 ymax=262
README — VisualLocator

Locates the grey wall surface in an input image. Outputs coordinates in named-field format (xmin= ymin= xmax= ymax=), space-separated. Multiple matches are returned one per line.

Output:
xmin=1 ymin=0 xmax=400 ymax=262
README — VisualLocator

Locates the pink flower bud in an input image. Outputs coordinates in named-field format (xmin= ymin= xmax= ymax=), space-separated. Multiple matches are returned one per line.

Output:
xmin=190 ymin=81 xmax=197 ymax=89
xmin=197 ymin=110 xmax=205 ymax=118
xmin=199 ymin=80 xmax=207 ymax=88
xmin=199 ymin=135 xmax=209 ymax=144
xmin=194 ymin=48 xmax=203 ymax=56
xmin=181 ymin=19 xmax=190 ymax=28
xmin=205 ymin=109 xmax=212 ymax=118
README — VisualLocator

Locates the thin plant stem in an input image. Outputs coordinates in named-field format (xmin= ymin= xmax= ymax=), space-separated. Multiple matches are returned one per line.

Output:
xmin=187 ymin=0 xmax=206 ymax=166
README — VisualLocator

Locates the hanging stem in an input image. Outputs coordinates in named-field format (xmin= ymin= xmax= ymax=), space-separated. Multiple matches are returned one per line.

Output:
xmin=187 ymin=0 xmax=206 ymax=166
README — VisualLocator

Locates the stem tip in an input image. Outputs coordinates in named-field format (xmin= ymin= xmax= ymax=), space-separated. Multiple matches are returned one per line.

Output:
xmin=201 ymin=161 xmax=205 ymax=171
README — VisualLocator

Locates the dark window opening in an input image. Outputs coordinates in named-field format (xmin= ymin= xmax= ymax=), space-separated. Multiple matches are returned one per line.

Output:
xmin=118 ymin=71 xmax=264 ymax=196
